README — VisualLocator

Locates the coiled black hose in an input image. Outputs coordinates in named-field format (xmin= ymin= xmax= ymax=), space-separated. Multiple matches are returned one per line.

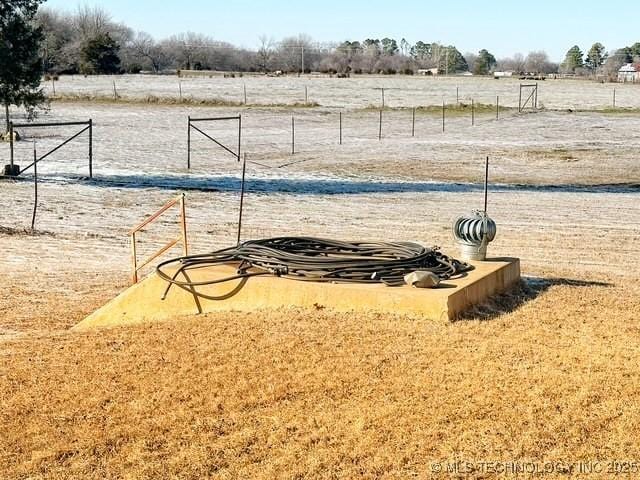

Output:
xmin=156 ymin=237 xmax=472 ymax=306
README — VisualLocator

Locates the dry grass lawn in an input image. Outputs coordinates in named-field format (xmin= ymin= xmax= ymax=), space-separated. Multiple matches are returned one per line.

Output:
xmin=2 ymin=271 xmax=640 ymax=479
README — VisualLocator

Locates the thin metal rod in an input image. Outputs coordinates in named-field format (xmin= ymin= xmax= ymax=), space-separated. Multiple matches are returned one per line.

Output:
xmin=484 ymin=156 xmax=489 ymax=215
xmin=304 ymin=85 xmax=308 ymax=104
xmin=339 ymin=111 xmax=342 ymax=145
xmin=237 ymin=153 xmax=247 ymax=245
xmin=378 ymin=109 xmax=382 ymax=140
xmin=442 ymin=100 xmax=445 ymax=132
xmin=243 ymin=83 xmax=247 ymax=105
xmin=179 ymin=81 xmax=182 ymax=101
xmin=190 ymin=123 xmax=238 ymax=159
xmin=456 ymin=86 xmax=459 ymax=105
xmin=291 ymin=116 xmax=295 ymax=154
xmin=496 ymin=96 xmax=499 ymax=120
xmin=381 ymin=88 xmax=385 ymax=108
xmin=518 ymin=85 xmax=522 ymax=112
xmin=237 ymin=114 xmax=242 ymax=162
xmin=411 ymin=107 xmax=415 ymax=137
xmin=12 ymin=120 xmax=90 ymax=128
xmin=613 ymin=88 xmax=616 ymax=108
xmin=88 ymin=119 xmax=93 ymax=178
xmin=180 ymin=193 xmax=188 ymax=256
xmin=131 ymin=231 xmax=138 ymax=284
xmin=187 ymin=115 xmax=191 ymax=169
xmin=9 ymin=121 xmax=14 ymax=168
xmin=129 ymin=195 xmax=183 ymax=234
xmin=113 ymin=80 xmax=117 ymax=100
xmin=31 ymin=142 xmax=37 ymax=230
xmin=189 ymin=115 xmax=241 ymax=122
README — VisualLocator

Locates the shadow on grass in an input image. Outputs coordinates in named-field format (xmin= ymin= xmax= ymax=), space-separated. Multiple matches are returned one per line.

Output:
xmin=11 ymin=173 xmax=638 ymax=196
xmin=456 ymin=276 xmax=614 ymax=322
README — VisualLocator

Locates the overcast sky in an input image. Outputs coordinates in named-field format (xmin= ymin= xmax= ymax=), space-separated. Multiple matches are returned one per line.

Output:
xmin=43 ymin=0 xmax=639 ymax=61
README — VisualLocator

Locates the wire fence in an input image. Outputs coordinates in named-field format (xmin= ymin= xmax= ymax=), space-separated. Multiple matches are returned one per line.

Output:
xmin=41 ymin=74 xmax=640 ymax=111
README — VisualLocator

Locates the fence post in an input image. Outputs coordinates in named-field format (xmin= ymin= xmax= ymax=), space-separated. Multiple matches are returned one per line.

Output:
xmin=378 ymin=109 xmax=382 ymax=140
xmin=381 ymin=88 xmax=385 ymax=108
xmin=471 ymin=99 xmax=475 ymax=126
xmin=31 ymin=141 xmax=37 ymax=230
xmin=339 ymin=111 xmax=342 ymax=145
xmin=112 ymin=80 xmax=117 ymax=100
xmin=304 ymin=85 xmax=308 ymax=104
xmin=518 ymin=86 xmax=522 ymax=112
xmin=496 ymin=96 xmax=499 ymax=120
xmin=130 ymin=231 xmax=138 ymax=284
xmin=534 ymin=82 xmax=538 ymax=109
xmin=88 ymin=119 xmax=93 ymax=178
xmin=9 ymin=121 xmax=14 ymax=169
xmin=51 ymin=78 xmax=56 ymax=96
xmin=237 ymin=153 xmax=247 ymax=245
xmin=291 ymin=116 xmax=295 ymax=154
xmin=613 ymin=88 xmax=616 ymax=108
xmin=243 ymin=83 xmax=247 ymax=105
xmin=237 ymin=114 xmax=242 ymax=162
xmin=179 ymin=81 xmax=182 ymax=101
xmin=442 ymin=100 xmax=445 ymax=133
xmin=180 ymin=193 xmax=188 ymax=256
xmin=187 ymin=115 xmax=191 ymax=169
xmin=456 ymin=87 xmax=459 ymax=105
xmin=411 ymin=107 xmax=416 ymax=137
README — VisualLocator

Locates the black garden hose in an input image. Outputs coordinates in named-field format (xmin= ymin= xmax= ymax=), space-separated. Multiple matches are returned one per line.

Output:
xmin=156 ymin=237 xmax=473 ymax=304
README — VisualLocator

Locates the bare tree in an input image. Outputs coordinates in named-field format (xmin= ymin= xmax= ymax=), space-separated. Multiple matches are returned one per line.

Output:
xmin=525 ymin=51 xmax=555 ymax=74
xmin=129 ymin=32 xmax=169 ymax=72
xmin=256 ymin=35 xmax=275 ymax=72
xmin=497 ymin=53 xmax=525 ymax=72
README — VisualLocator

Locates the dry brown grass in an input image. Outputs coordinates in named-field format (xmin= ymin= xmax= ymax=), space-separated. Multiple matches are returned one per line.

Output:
xmin=2 ymin=269 xmax=640 ymax=479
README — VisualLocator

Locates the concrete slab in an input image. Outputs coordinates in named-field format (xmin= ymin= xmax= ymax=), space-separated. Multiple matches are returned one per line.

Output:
xmin=73 ymin=258 xmax=520 ymax=331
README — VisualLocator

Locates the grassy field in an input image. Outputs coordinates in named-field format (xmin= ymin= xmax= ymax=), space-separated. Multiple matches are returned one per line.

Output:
xmin=2 ymin=74 xmax=640 ymax=479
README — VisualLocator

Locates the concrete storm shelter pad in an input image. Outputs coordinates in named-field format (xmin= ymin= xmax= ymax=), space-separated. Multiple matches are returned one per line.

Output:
xmin=73 ymin=258 xmax=520 ymax=331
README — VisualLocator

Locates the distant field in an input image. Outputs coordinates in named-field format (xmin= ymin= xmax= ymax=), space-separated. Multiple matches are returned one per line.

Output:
xmin=2 ymin=74 xmax=639 ymax=479
xmin=42 ymin=73 xmax=640 ymax=110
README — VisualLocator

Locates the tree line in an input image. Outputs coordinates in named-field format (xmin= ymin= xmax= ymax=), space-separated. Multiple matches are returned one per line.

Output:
xmin=560 ymin=42 xmax=640 ymax=79
xmin=31 ymin=6 xmax=560 ymax=76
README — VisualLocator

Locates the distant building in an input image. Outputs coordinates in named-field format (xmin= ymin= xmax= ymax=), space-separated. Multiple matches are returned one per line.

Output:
xmin=618 ymin=63 xmax=640 ymax=83
xmin=493 ymin=71 xmax=514 ymax=78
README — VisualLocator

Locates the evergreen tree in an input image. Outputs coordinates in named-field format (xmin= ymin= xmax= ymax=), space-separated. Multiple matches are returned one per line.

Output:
xmin=80 ymin=32 xmax=121 ymax=74
xmin=561 ymin=45 xmax=584 ymax=73
xmin=474 ymin=49 xmax=497 ymax=75
xmin=381 ymin=38 xmax=398 ymax=56
xmin=0 ymin=0 xmax=45 ymax=133
xmin=585 ymin=43 xmax=607 ymax=71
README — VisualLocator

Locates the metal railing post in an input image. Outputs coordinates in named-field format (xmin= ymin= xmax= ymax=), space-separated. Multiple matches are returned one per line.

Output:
xmin=237 ymin=153 xmax=247 ymax=245
xmin=237 ymin=114 xmax=242 ymax=162
xmin=130 ymin=231 xmax=138 ymax=284
xmin=88 ymin=119 xmax=93 ymax=178
xmin=180 ymin=193 xmax=188 ymax=256
xmin=411 ymin=107 xmax=416 ymax=137
xmin=9 ymin=121 xmax=14 ymax=169
xmin=187 ymin=115 xmax=191 ymax=169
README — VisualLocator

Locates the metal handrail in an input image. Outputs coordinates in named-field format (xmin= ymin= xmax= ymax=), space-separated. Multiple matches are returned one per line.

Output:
xmin=130 ymin=193 xmax=188 ymax=284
